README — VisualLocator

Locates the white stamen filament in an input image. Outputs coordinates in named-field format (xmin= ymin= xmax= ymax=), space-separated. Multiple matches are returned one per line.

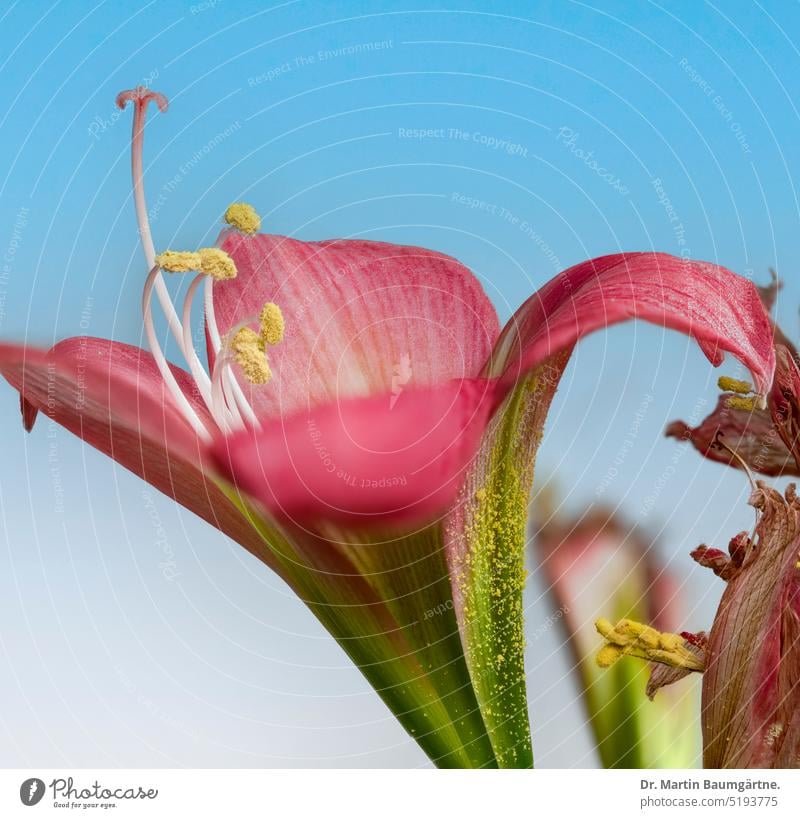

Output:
xmin=142 ymin=266 xmax=213 ymax=442
xmin=181 ymin=275 xmax=214 ymax=406
xmin=211 ymin=353 xmax=234 ymax=433
xmin=209 ymin=315 xmax=271 ymax=430
xmin=182 ymin=274 xmax=249 ymax=430
xmin=204 ymin=275 xmax=260 ymax=428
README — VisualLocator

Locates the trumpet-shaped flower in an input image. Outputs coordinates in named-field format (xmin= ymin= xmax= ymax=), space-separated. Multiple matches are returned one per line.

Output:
xmin=533 ymin=504 xmax=700 ymax=767
xmin=0 ymin=86 xmax=776 ymax=767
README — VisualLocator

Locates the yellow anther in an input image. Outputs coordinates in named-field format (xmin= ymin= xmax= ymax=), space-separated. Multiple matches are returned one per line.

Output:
xmin=156 ymin=248 xmax=237 ymax=280
xmin=231 ymin=327 xmax=271 ymax=385
xmin=718 ymin=375 xmax=754 ymax=395
xmin=224 ymin=202 xmax=261 ymax=235
xmin=259 ymin=302 xmax=284 ymax=345
xmin=726 ymin=395 xmax=760 ymax=412
xmin=658 ymin=632 xmax=684 ymax=652
xmin=596 ymin=644 xmax=623 ymax=668
xmin=199 ymin=247 xmax=237 ymax=280
xmin=156 ymin=250 xmax=200 ymax=273
xmin=615 ymin=618 xmax=660 ymax=649
xmin=594 ymin=618 xmax=704 ymax=673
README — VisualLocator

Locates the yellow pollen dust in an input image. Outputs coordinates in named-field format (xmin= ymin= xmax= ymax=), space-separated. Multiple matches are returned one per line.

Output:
xmin=259 ymin=302 xmax=285 ymax=345
xmin=718 ymin=375 xmax=754 ymax=395
xmin=726 ymin=395 xmax=760 ymax=412
xmin=156 ymin=250 xmax=201 ymax=273
xmin=224 ymin=202 xmax=261 ymax=235
xmin=231 ymin=327 xmax=271 ymax=385
xmin=594 ymin=618 xmax=704 ymax=672
xmin=199 ymin=247 xmax=237 ymax=280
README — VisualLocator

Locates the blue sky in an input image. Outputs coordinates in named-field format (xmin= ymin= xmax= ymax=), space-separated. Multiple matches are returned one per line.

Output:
xmin=1 ymin=0 xmax=799 ymax=767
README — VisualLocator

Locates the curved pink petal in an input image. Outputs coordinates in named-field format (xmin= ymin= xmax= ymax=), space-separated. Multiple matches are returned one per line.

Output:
xmin=211 ymin=378 xmax=499 ymax=527
xmin=0 ymin=339 xmax=275 ymax=565
xmin=491 ymin=252 xmax=775 ymax=395
xmin=213 ymin=231 xmax=500 ymax=418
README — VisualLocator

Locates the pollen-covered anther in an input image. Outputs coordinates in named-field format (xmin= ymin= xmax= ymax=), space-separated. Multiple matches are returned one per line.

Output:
xmin=726 ymin=395 xmax=761 ymax=412
xmin=596 ymin=644 xmax=623 ymax=668
xmin=231 ymin=327 xmax=271 ymax=385
xmin=199 ymin=248 xmax=237 ymax=280
xmin=259 ymin=302 xmax=284 ymax=345
xmin=224 ymin=202 xmax=261 ymax=235
xmin=718 ymin=375 xmax=754 ymax=395
xmin=156 ymin=250 xmax=201 ymax=273
xmin=594 ymin=618 xmax=704 ymax=672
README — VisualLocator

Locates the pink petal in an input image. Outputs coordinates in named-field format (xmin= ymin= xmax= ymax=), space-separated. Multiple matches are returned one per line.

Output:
xmin=213 ymin=231 xmax=500 ymax=418
xmin=701 ymin=483 xmax=800 ymax=768
xmin=210 ymin=378 xmax=498 ymax=527
xmin=0 ymin=339 xmax=273 ymax=564
xmin=769 ymin=344 xmax=800 ymax=470
xmin=491 ymin=252 xmax=775 ymax=395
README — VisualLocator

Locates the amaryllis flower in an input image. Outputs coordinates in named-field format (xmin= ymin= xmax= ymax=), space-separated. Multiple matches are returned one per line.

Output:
xmin=0 ymin=86 xmax=776 ymax=768
xmin=533 ymin=502 xmax=698 ymax=767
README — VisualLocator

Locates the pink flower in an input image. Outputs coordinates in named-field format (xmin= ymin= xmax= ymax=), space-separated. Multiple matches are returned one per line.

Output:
xmin=0 ymin=87 xmax=776 ymax=767
xmin=533 ymin=504 xmax=699 ymax=767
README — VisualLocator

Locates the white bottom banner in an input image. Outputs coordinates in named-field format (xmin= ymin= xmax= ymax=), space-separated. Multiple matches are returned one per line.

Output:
xmin=1 ymin=769 xmax=796 ymax=816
